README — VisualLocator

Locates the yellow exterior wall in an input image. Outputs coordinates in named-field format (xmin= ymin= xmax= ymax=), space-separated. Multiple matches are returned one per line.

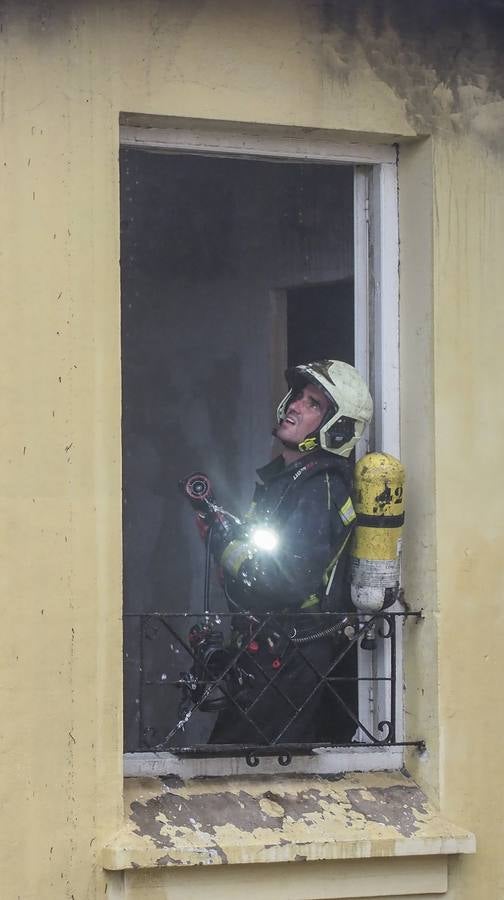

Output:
xmin=434 ymin=136 xmax=504 ymax=899
xmin=1 ymin=1 xmax=503 ymax=898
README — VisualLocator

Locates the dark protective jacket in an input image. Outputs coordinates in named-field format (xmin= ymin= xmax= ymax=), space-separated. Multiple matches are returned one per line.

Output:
xmin=215 ymin=451 xmax=356 ymax=614
xmin=208 ymin=451 xmax=358 ymax=745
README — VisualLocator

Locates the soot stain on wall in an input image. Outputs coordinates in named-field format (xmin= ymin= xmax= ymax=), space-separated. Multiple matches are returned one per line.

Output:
xmin=317 ymin=0 xmax=504 ymax=149
xmin=6 ymin=1 xmax=504 ymax=149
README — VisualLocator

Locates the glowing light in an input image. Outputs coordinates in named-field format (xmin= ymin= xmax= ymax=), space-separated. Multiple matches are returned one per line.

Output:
xmin=251 ymin=527 xmax=279 ymax=552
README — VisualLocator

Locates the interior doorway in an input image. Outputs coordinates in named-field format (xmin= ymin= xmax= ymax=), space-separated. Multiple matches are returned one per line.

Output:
xmin=287 ymin=280 xmax=354 ymax=367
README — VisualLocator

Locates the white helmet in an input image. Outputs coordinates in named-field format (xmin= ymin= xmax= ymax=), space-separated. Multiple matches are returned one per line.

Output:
xmin=276 ymin=360 xmax=373 ymax=458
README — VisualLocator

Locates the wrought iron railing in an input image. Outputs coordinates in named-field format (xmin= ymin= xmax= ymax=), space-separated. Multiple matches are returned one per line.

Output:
xmin=124 ymin=609 xmax=423 ymax=766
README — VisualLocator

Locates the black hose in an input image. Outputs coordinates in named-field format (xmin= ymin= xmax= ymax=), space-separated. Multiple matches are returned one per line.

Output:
xmin=203 ymin=522 xmax=214 ymax=617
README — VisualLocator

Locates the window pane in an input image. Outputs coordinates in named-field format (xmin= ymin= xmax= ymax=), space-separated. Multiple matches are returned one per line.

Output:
xmin=120 ymin=150 xmax=355 ymax=753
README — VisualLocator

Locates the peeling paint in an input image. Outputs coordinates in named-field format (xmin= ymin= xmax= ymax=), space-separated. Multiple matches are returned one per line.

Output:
xmin=346 ymin=785 xmax=428 ymax=838
xmin=102 ymin=773 xmax=474 ymax=871
xmin=130 ymin=789 xmax=292 ymax=843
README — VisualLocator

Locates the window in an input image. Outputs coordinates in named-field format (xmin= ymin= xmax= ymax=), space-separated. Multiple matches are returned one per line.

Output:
xmin=120 ymin=119 xmax=411 ymax=776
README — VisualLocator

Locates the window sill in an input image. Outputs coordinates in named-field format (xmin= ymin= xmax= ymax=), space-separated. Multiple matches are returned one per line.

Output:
xmin=102 ymin=771 xmax=474 ymax=880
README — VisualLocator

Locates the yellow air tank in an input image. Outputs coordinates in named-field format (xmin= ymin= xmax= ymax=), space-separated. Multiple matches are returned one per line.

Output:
xmin=351 ymin=452 xmax=405 ymax=613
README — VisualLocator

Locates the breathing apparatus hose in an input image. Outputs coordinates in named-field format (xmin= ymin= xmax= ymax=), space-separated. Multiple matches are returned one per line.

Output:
xmin=289 ymin=620 xmax=347 ymax=644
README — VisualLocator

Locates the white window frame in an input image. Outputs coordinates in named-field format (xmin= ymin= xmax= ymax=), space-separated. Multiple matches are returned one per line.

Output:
xmin=120 ymin=119 xmax=401 ymax=777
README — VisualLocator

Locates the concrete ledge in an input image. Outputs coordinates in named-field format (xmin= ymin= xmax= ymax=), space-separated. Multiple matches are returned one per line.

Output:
xmin=102 ymin=771 xmax=474 ymax=871
xmin=118 ymin=856 xmax=449 ymax=899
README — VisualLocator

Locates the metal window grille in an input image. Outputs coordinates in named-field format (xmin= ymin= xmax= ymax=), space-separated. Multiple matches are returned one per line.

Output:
xmin=125 ymin=609 xmax=423 ymax=767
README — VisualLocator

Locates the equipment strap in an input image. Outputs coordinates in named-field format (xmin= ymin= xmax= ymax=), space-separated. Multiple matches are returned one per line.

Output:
xmin=356 ymin=512 xmax=405 ymax=528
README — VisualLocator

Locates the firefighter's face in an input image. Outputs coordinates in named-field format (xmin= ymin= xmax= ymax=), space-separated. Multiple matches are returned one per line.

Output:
xmin=276 ymin=383 xmax=330 ymax=445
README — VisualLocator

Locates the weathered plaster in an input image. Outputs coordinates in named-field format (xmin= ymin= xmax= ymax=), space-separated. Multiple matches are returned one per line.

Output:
xmin=103 ymin=773 xmax=474 ymax=870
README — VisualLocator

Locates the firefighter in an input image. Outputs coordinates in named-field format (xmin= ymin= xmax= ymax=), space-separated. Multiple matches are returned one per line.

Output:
xmin=203 ymin=360 xmax=373 ymax=745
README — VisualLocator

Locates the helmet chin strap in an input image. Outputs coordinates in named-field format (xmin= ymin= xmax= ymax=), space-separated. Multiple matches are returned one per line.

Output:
xmin=272 ymin=426 xmax=319 ymax=453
